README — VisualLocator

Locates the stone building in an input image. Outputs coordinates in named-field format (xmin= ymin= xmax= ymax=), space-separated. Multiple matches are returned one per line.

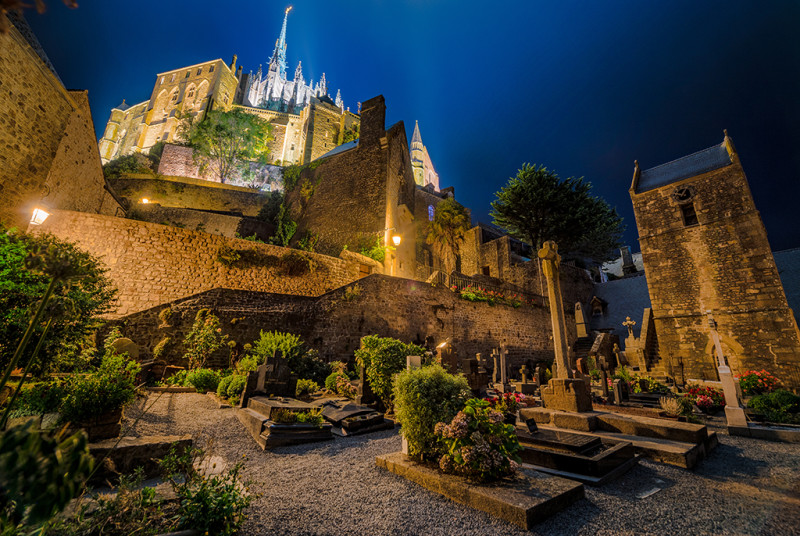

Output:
xmin=410 ymin=121 xmax=440 ymax=191
xmin=628 ymin=131 xmax=800 ymax=382
xmin=98 ymin=6 xmax=359 ymax=167
xmin=0 ymin=12 xmax=122 ymax=229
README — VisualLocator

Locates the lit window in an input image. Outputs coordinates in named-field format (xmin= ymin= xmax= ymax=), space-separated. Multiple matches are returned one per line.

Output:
xmin=170 ymin=73 xmax=175 ymax=82
xmin=160 ymin=76 xmax=164 ymax=84
xmin=197 ymin=67 xmax=202 ymax=75
xmin=185 ymin=71 xmax=190 ymax=79
xmin=428 ymin=205 xmax=434 ymax=221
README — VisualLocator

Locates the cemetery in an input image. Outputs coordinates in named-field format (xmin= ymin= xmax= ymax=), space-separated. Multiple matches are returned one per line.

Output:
xmin=2 ymin=4 xmax=800 ymax=535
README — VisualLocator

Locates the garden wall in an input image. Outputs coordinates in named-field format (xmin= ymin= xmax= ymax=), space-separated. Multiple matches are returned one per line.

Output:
xmin=111 ymin=274 xmax=576 ymax=371
xmin=30 ymin=210 xmax=361 ymax=317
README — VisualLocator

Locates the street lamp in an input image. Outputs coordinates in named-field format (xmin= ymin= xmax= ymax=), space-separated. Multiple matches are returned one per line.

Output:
xmin=392 ymin=234 xmax=401 ymax=247
xmin=30 ymin=207 xmax=50 ymax=225
xmin=141 ymin=198 xmax=150 ymax=204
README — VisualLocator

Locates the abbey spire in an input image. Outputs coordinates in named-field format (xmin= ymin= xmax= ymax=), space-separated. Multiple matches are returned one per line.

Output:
xmin=268 ymin=6 xmax=292 ymax=79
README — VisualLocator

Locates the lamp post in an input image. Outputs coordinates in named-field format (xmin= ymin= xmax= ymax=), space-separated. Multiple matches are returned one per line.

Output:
xmin=30 ymin=207 xmax=51 ymax=226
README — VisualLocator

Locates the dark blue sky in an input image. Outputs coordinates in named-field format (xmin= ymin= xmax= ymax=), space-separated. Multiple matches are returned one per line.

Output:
xmin=28 ymin=0 xmax=800 ymax=251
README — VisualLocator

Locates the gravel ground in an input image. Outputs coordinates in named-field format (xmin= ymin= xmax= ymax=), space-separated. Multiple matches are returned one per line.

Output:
xmin=124 ymin=393 xmax=800 ymax=536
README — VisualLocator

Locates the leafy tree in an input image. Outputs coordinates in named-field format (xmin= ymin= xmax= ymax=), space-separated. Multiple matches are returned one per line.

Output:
xmin=490 ymin=163 xmax=624 ymax=263
xmin=0 ymin=228 xmax=117 ymax=376
xmin=342 ymin=123 xmax=360 ymax=144
xmin=354 ymin=335 xmax=427 ymax=410
xmin=180 ymin=108 xmax=273 ymax=184
xmin=426 ymin=198 xmax=470 ymax=273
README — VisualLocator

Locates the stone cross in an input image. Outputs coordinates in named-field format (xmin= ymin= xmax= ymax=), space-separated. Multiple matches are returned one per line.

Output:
xmin=538 ymin=241 xmax=571 ymax=379
xmin=499 ymin=344 xmax=509 ymax=386
xmin=599 ymin=356 xmax=610 ymax=399
xmin=491 ymin=348 xmax=500 ymax=385
xmin=706 ymin=312 xmax=747 ymax=428
xmin=622 ymin=316 xmax=637 ymax=338
xmin=612 ymin=343 xmax=623 ymax=369
xmin=520 ymin=364 xmax=530 ymax=384
xmin=401 ymin=355 xmax=423 ymax=455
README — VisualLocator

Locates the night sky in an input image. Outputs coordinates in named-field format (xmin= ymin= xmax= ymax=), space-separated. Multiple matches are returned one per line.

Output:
xmin=27 ymin=1 xmax=800 ymax=252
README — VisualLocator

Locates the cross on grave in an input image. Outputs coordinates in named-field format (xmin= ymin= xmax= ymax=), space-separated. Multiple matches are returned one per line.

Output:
xmin=598 ymin=356 xmax=610 ymax=399
xmin=491 ymin=348 xmax=500 ymax=385
xmin=520 ymin=364 xmax=530 ymax=384
xmin=499 ymin=344 xmax=509 ymax=386
xmin=622 ymin=316 xmax=637 ymax=338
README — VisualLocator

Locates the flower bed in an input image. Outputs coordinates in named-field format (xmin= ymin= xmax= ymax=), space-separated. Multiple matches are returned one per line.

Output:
xmin=451 ymin=285 xmax=523 ymax=308
xmin=685 ymin=385 xmax=725 ymax=414
xmin=737 ymin=369 xmax=781 ymax=397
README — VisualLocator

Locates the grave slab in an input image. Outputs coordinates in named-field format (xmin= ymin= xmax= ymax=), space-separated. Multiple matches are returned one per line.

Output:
xmin=376 ymin=451 xmax=584 ymax=530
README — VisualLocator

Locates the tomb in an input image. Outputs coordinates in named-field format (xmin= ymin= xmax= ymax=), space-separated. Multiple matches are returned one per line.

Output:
xmin=237 ymin=396 xmax=333 ymax=448
xmin=315 ymin=398 xmax=394 ymax=436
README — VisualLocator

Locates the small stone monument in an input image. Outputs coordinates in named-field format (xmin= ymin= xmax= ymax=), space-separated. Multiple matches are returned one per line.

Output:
xmin=491 ymin=348 xmax=501 ymax=385
xmin=538 ymin=241 xmax=592 ymax=412
xmin=599 ymin=357 xmax=610 ymax=399
xmin=612 ymin=379 xmax=629 ymax=405
xmin=238 ymin=351 xmax=297 ymax=408
xmin=436 ymin=339 xmax=458 ymax=372
xmin=575 ymin=302 xmax=589 ymax=339
xmin=513 ymin=363 xmax=537 ymax=395
xmin=576 ymin=357 xmax=588 ymax=375
xmin=706 ymin=312 xmax=748 ymax=428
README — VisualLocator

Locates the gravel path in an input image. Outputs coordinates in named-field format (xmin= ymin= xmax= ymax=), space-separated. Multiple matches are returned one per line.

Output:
xmin=124 ymin=393 xmax=800 ymax=536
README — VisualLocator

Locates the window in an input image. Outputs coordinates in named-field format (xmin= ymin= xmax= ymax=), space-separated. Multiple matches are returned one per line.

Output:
xmin=160 ymin=76 xmax=164 ymax=84
xmin=359 ymin=264 xmax=372 ymax=278
xmin=185 ymin=71 xmax=190 ymax=79
xmin=428 ymin=205 xmax=434 ymax=221
xmin=681 ymin=203 xmax=699 ymax=226
xmin=170 ymin=92 xmax=178 ymax=103
xmin=482 ymin=266 xmax=491 ymax=276
xmin=209 ymin=65 xmax=215 ymax=73
xmin=170 ymin=73 xmax=175 ymax=82
xmin=197 ymin=67 xmax=202 ymax=75
xmin=187 ymin=88 xmax=195 ymax=99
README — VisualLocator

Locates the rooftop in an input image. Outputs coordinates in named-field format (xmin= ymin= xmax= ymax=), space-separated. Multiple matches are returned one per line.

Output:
xmin=635 ymin=143 xmax=732 ymax=193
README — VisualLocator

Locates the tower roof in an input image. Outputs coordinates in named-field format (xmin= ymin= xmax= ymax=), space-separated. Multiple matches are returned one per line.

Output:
xmin=634 ymin=139 xmax=733 ymax=193
xmin=269 ymin=6 xmax=292 ymax=79
xmin=412 ymin=120 xmax=422 ymax=144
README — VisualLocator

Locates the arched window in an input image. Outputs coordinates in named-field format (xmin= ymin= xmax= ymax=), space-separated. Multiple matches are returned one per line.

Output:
xmin=428 ymin=205 xmax=434 ymax=221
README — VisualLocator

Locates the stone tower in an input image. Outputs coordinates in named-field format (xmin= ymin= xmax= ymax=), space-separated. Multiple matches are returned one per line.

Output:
xmin=629 ymin=131 xmax=800 ymax=384
xmin=409 ymin=121 xmax=440 ymax=191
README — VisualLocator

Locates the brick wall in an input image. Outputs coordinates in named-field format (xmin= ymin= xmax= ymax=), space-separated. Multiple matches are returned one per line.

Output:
xmin=112 ymin=274 xmax=575 ymax=371
xmin=631 ymin=159 xmax=800 ymax=381
xmin=31 ymin=210 xmax=361 ymax=317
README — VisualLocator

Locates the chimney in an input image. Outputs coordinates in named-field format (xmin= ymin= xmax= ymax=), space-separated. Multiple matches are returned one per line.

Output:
xmin=358 ymin=95 xmax=386 ymax=146
xmin=230 ymin=54 xmax=238 ymax=71
xmin=620 ymin=246 xmax=637 ymax=275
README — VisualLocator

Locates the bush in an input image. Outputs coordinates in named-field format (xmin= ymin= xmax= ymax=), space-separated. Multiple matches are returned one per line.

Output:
xmin=393 ymin=364 xmax=470 ymax=461
xmin=435 ymin=399 xmax=522 ymax=482
xmin=7 ymin=379 xmax=66 ymax=418
xmin=185 ymin=368 xmax=221 ymax=393
xmin=749 ymin=390 xmax=800 ymax=424
xmin=739 ymin=369 xmax=781 ymax=396
xmin=225 ymin=375 xmax=247 ymax=404
xmin=184 ymin=310 xmax=228 ymax=369
xmin=160 ymin=445 xmax=253 ymax=536
xmin=296 ymin=379 xmax=319 ymax=398
xmin=270 ymin=408 xmax=323 ymax=427
xmin=325 ymin=371 xmax=345 ymax=392
xmin=252 ymin=330 xmax=304 ymax=364
xmin=355 ymin=335 xmax=427 ymax=409
xmin=217 ymin=375 xmax=234 ymax=398
xmin=60 ymin=353 xmax=140 ymax=423
xmin=291 ymin=349 xmax=331 ymax=385
xmin=0 ymin=227 xmax=117 ymax=376
xmin=236 ymin=354 xmax=259 ymax=374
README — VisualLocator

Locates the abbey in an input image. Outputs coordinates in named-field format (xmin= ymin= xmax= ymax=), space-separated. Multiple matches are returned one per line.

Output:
xmin=98 ymin=7 xmax=359 ymax=166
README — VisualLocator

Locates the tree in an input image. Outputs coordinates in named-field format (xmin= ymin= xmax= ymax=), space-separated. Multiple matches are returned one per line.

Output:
xmin=490 ymin=163 xmax=624 ymax=264
xmin=0 ymin=227 xmax=117 ymax=375
xmin=180 ymin=108 xmax=273 ymax=184
xmin=426 ymin=198 xmax=471 ymax=274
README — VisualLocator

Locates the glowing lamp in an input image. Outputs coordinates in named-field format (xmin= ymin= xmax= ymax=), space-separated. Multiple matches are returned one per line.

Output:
xmin=392 ymin=234 xmax=401 ymax=247
xmin=141 ymin=198 xmax=150 ymax=204
xmin=30 ymin=207 xmax=50 ymax=225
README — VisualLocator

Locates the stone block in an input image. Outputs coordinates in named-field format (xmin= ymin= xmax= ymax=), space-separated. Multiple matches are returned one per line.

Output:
xmin=595 ymin=413 xmax=707 ymax=444
xmin=541 ymin=378 xmax=593 ymax=413
xmin=376 ymin=451 xmax=584 ymax=530
xmin=89 ymin=434 xmax=192 ymax=483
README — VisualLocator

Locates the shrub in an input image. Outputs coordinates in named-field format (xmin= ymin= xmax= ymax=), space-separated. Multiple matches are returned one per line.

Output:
xmin=336 ymin=374 xmax=356 ymax=398
xmin=270 ymin=408 xmax=323 ymax=426
xmin=325 ymin=371 xmax=345 ymax=391
xmin=749 ymin=390 xmax=800 ymax=424
xmin=217 ymin=374 xmax=234 ymax=398
xmin=7 ymin=379 xmax=66 ymax=418
xmin=225 ymin=375 xmax=247 ymax=405
xmin=152 ymin=337 xmax=171 ymax=360
xmin=296 ymin=379 xmax=319 ymax=398
xmin=185 ymin=368 xmax=221 ymax=393
xmin=738 ymin=369 xmax=781 ymax=397
xmin=160 ymin=445 xmax=253 ymax=536
xmin=216 ymin=244 xmax=242 ymax=266
xmin=279 ymin=250 xmax=315 ymax=276
xmin=659 ymin=396 xmax=693 ymax=418
xmin=485 ymin=392 xmax=520 ymax=414
xmin=435 ymin=399 xmax=522 ymax=482
xmin=252 ymin=330 xmax=304 ymax=364
xmin=0 ymin=227 xmax=117 ymax=376
xmin=184 ymin=309 xmax=228 ymax=369
xmin=291 ymin=349 xmax=331 ymax=385
xmin=60 ymin=353 xmax=140 ymax=423
xmin=355 ymin=335 xmax=427 ymax=409
xmin=236 ymin=355 xmax=259 ymax=374
xmin=393 ymin=364 xmax=470 ymax=461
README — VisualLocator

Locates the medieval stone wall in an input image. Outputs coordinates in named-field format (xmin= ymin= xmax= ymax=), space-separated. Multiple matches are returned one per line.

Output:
xmin=111 ymin=274 xmax=575 ymax=371
xmin=155 ymin=144 xmax=283 ymax=190
xmin=107 ymin=175 xmax=268 ymax=216
xmin=0 ymin=15 xmax=120 ymax=228
xmin=31 ymin=210 xmax=361 ymax=318
xmin=302 ymin=100 xmax=345 ymax=164
xmin=127 ymin=205 xmax=274 ymax=242
xmin=631 ymin=160 xmax=800 ymax=382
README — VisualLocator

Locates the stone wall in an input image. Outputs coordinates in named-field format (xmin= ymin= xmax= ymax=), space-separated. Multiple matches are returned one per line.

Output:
xmin=107 ymin=175 xmax=269 ymax=217
xmin=631 ymin=158 xmax=800 ymax=383
xmin=0 ymin=14 xmax=120 ymax=227
xmin=112 ymin=274 xmax=575 ymax=371
xmin=127 ymin=205 xmax=274 ymax=241
xmin=156 ymin=144 xmax=283 ymax=191
xmin=31 ymin=210 xmax=361 ymax=317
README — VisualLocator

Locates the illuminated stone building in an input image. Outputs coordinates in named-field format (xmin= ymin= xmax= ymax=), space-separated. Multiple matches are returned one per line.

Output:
xmin=99 ymin=6 xmax=358 ymax=166
xmin=410 ymin=120 xmax=440 ymax=192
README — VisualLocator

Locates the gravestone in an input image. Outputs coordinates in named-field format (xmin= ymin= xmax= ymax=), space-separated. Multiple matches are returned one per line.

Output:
xmin=462 ymin=355 xmax=489 ymax=394
xmin=706 ymin=312 xmax=748 ymax=427
xmin=612 ymin=379 xmax=629 ymax=405
xmin=535 ymin=365 xmax=547 ymax=387
xmin=491 ymin=348 xmax=501 ymax=385
xmin=512 ymin=364 xmax=537 ymax=395
xmin=576 ymin=357 xmax=588 ymax=375
xmin=238 ymin=352 xmax=297 ymax=408
xmin=401 ymin=356 xmax=423 ymax=456
xmin=599 ymin=357 xmax=610 ymax=399
xmin=355 ymin=364 xmax=377 ymax=406
xmin=538 ymin=241 xmax=592 ymax=412
xmin=436 ymin=340 xmax=459 ymax=372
